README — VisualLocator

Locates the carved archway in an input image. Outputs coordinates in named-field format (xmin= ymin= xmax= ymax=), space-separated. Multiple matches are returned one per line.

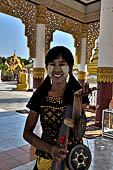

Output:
xmin=86 ymin=22 xmax=100 ymax=64
xmin=51 ymin=30 xmax=76 ymax=57
xmin=0 ymin=0 xmax=100 ymax=66
xmin=45 ymin=10 xmax=82 ymax=64
xmin=0 ymin=0 xmax=37 ymax=58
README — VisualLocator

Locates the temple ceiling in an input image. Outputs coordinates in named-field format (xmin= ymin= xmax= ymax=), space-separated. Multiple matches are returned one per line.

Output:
xmin=0 ymin=0 xmax=100 ymax=61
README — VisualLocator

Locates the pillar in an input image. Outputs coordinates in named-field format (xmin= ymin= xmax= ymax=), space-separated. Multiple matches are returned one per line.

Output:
xmin=0 ymin=70 xmax=2 ymax=82
xmin=96 ymin=0 xmax=113 ymax=127
xmin=33 ymin=5 xmax=47 ymax=89
xmin=78 ymin=24 xmax=88 ymax=86
xmin=28 ymin=69 xmax=33 ymax=91
xmin=14 ymin=71 xmax=28 ymax=91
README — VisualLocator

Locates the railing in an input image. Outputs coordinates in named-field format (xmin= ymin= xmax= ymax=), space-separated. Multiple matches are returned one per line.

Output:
xmin=88 ymin=90 xmax=97 ymax=106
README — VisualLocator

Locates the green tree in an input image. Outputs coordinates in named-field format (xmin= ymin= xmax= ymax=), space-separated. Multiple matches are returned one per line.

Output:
xmin=0 ymin=64 xmax=8 ymax=71
xmin=0 ymin=57 xmax=2 ymax=64
xmin=2 ymin=57 xmax=7 ymax=64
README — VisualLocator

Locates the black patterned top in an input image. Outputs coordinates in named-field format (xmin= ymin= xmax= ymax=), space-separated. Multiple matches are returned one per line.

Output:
xmin=26 ymin=75 xmax=83 ymax=159
xmin=35 ymin=96 xmax=82 ymax=159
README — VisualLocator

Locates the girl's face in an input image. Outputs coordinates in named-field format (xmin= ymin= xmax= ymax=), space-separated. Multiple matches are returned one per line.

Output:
xmin=47 ymin=56 xmax=69 ymax=84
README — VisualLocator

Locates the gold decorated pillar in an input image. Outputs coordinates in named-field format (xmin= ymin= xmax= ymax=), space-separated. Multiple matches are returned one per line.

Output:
xmin=78 ymin=24 xmax=88 ymax=86
xmin=96 ymin=0 xmax=113 ymax=127
xmin=33 ymin=68 xmax=45 ymax=88
xmin=14 ymin=71 xmax=28 ymax=91
xmin=96 ymin=68 xmax=113 ymax=127
xmin=33 ymin=5 xmax=47 ymax=89
xmin=78 ymin=71 xmax=87 ymax=85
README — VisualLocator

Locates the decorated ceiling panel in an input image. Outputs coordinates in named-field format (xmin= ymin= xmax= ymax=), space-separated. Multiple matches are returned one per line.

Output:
xmin=75 ymin=0 xmax=101 ymax=5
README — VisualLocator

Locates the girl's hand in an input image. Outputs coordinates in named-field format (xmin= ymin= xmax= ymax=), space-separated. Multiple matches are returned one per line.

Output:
xmin=74 ymin=83 xmax=90 ymax=97
xmin=74 ymin=89 xmax=83 ymax=97
xmin=50 ymin=145 xmax=67 ymax=162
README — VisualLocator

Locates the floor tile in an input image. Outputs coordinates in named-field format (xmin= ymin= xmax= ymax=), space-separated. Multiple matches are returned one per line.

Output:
xmin=5 ymin=147 xmax=27 ymax=157
xmin=12 ymin=160 xmax=36 ymax=170
xmin=20 ymin=144 xmax=31 ymax=153
xmin=14 ymin=153 xmax=35 ymax=164
xmin=0 ymin=158 xmax=22 ymax=169
xmin=0 ymin=152 xmax=11 ymax=162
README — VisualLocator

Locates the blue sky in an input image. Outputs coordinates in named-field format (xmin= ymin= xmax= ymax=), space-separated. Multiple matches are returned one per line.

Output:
xmin=0 ymin=12 xmax=29 ymax=59
xmin=0 ymin=12 xmax=75 ymax=59
xmin=51 ymin=30 xmax=75 ymax=56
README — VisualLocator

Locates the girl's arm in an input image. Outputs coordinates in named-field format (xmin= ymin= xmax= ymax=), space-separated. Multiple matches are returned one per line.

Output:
xmin=23 ymin=110 xmax=52 ymax=153
xmin=23 ymin=110 xmax=67 ymax=161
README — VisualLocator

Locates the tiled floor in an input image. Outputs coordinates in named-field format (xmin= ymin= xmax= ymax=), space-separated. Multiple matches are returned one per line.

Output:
xmin=1 ymin=81 xmax=113 ymax=170
xmin=1 ymin=109 xmax=113 ymax=170
xmin=0 ymin=110 xmax=40 ymax=170
xmin=0 ymin=144 xmax=36 ymax=170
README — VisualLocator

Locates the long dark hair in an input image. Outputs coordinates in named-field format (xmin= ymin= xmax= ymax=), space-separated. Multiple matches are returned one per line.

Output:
xmin=45 ymin=46 xmax=74 ymax=72
xmin=40 ymin=46 xmax=74 ymax=91
xmin=27 ymin=46 xmax=81 ymax=109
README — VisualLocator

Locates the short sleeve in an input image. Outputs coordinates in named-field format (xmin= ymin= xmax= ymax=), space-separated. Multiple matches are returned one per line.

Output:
xmin=26 ymin=90 xmax=41 ymax=113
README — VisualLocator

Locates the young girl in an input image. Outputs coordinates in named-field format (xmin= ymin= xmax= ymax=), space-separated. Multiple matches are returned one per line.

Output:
xmin=23 ymin=46 xmax=84 ymax=170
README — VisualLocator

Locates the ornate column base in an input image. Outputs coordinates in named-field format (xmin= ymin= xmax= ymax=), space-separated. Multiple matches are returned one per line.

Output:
xmin=33 ymin=68 xmax=45 ymax=89
xmin=96 ymin=82 xmax=112 ymax=127
xmin=14 ymin=73 xmax=28 ymax=91
xmin=96 ymin=67 xmax=113 ymax=127
xmin=78 ymin=71 xmax=87 ymax=86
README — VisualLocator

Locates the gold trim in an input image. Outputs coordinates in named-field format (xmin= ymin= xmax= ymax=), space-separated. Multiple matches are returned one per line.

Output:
xmin=36 ymin=5 xmax=47 ymax=24
xmin=78 ymin=71 xmax=87 ymax=80
xmin=0 ymin=0 xmax=14 ymax=11
xmin=82 ymin=33 xmax=87 ymax=38
xmin=33 ymin=68 xmax=45 ymax=79
xmin=97 ymin=67 xmax=113 ymax=83
xmin=82 ymin=24 xmax=88 ymax=38
xmin=86 ymin=22 xmax=100 ymax=64
xmin=45 ymin=10 xmax=82 ymax=64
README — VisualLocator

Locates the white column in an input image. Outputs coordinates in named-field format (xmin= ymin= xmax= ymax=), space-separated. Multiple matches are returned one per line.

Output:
xmin=33 ymin=5 xmax=47 ymax=89
xmin=78 ymin=24 xmax=88 ymax=73
xmin=96 ymin=0 xmax=113 ymax=127
xmin=78 ymin=35 xmax=87 ymax=85
xmin=98 ymin=0 xmax=113 ymax=67
xmin=34 ymin=24 xmax=45 ymax=68
xmin=29 ymin=70 xmax=33 ymax=89
xmin=78 ymin=37 xmax=87 ymax=72
xmin=0 ymin=70 xmax=1 ymax=82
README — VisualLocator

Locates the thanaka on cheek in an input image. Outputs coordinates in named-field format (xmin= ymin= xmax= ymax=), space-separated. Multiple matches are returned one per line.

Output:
xmin=47 ymin=65 xmax=54 ymax=78
xmin=61 ymin=65 xmax=69 ymax=77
